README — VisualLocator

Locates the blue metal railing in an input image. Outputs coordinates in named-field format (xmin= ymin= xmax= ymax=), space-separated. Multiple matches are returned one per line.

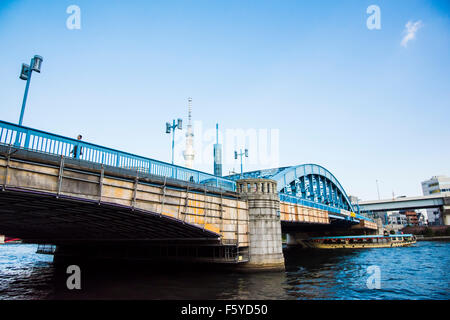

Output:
xmin=0 ymin=120 xmax=236 ymax=191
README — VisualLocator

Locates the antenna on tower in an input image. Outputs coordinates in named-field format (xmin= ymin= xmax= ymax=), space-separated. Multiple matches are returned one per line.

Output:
xmin=216 ymin=123 xmax=219 ymax=144
xmin=188 ymin=97 xmax=192 ymax=123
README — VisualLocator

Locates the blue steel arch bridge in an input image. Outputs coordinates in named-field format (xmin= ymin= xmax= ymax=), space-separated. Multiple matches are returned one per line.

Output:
xmin=227 ymin=165 xmax=354 ymax=212
xmin=226 ymin=165 xmax=371 ymax=225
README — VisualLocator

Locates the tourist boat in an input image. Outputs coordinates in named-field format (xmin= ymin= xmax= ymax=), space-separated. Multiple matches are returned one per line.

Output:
xmin=307 ymin=234 xmax=416 ymax=249
xmin=1 ymin=237 xmax=22 ymax=244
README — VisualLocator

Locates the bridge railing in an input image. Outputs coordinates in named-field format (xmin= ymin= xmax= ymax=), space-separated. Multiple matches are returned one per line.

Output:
xmin=0 ymin=120 xmax=236 ymax=191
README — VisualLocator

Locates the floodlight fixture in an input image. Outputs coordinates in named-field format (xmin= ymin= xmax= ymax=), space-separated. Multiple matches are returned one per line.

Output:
xmin=20 ymin=64 xmax=30 ymax=80
xmin=31 ymin=55 xmax=43 ymax=73
xmin=235 ymin=148 xmax=249 ymax=177
xmin=18 ymin=54 xmax=43 ymax=126
xmin=165 ymin=117 xmax=183 ymax=164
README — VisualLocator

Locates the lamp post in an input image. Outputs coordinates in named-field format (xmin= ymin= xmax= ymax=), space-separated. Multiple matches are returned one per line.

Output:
xmin=18 ymin=55 xmax=43 ymax=126
xmin=166 ymin=118 xmax=183 ymax=164
xmin=234 ymin=148 xmax=248 ymax=178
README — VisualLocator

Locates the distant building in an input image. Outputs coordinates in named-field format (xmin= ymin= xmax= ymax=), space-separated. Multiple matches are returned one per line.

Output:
xmin=348 ymin=195 xmax=359 ymax=205
xmin=421 ymin=175 xmax=450 ymax=225
xmin=402 ymin=210 xmax=419 ymax=226
xmin=378 ymin=212 xmax=389 ymax=225
xmin=349 ymin=195 xmax=389 ymax=224
xmin=417 ymin=211 xmax=428 ymax=226
xmin=387 ymin=211 xmax=407 ymax=226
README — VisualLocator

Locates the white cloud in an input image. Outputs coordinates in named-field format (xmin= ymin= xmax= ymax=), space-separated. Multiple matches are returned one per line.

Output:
xmin=401 ymin=20 xmax=423 ymax=47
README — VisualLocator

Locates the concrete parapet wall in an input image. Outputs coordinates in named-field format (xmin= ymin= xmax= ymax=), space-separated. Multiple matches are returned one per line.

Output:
xmin=280 ymin=201 xmax=329 ymax=224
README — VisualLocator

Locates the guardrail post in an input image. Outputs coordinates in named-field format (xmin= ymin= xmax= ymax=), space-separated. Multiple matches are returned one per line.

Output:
xmin=99 ymin=165 xmax=104 ymax=204
xmin=23 ymin=129 xmax=30 ymax=149
xmin=2 ymin=146 xmax=12 ymax=191
xmin=56 ymin=156 xmax=65 ymax=198
xmin=13 ymin=130 xmax=22 ymax=147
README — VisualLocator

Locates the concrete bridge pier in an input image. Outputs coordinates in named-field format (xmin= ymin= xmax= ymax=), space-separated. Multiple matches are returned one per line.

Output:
xmin=442 ymin=206 xmax=450 ymax=226
xmin=236 ymin=179 xmax=285 ymax=271
xmin=286 ymin=233 xmax=310 ymax=248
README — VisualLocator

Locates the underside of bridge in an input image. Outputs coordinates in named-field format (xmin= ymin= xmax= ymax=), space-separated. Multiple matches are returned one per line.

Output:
xmin=0 ymin=188 xmax=248 ymax=264
xmin=0 ymin=188 xmax=220 ymax=243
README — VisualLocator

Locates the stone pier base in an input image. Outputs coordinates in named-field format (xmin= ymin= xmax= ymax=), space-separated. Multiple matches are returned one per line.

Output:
xmin=443 ymin=205 xmax=450 ymax=226
xmin=237 ymin=179 xmax=285 ymax=272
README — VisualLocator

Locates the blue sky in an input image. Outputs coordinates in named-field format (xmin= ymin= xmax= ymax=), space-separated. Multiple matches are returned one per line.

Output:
xmin=0 ymin=0 xmax=449 ymax=200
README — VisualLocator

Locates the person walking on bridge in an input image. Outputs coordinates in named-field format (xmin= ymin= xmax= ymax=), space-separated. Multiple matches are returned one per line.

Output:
xmin=70 ymin=134 xmax=83 ymax=159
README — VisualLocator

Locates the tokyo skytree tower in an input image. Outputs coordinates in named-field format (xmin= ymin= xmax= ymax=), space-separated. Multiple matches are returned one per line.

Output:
xmin=183 ymin=97 xmax=195 ymax=169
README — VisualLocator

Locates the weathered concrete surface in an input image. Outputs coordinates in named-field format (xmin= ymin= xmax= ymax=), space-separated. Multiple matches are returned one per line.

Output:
xmin=280 ymin=201 xmax=329 ymax=224
xmin=237 ymin=179 xmax=285 ymax=271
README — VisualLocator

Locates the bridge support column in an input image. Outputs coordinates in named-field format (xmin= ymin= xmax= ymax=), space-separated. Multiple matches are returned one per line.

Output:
xmin=237 ymin=179 xmax=285 ymax=272
xmin=286 ymin=233 xmax=297 ymax=246
xmin=442 ymin=205 xmax=450 ymax=226
xmin=286 ymin=233 xmax=310 ymax=248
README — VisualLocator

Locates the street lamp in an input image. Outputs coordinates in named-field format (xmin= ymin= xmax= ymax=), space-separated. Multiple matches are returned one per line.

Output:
xmin=234 ymin=148 xmax=248 ymax=177
xmin=166 ymin=118 xmax=183 ymax=164
xmin=18 ymin=55 xmax=43 ymax=126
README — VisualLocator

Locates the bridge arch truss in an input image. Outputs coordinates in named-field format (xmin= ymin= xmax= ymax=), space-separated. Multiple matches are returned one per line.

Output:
xmin=228 ymin=164 xmax=355 ymax=212
xmin=272 ymin=164 xmax=354 ymax=212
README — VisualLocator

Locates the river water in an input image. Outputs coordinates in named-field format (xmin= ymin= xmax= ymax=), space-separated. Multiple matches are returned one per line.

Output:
xmin=0 ymin=241 xmax=448 ymax=300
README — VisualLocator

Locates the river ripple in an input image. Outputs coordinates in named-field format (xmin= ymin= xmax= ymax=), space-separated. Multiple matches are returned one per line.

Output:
xmin=0 ymin=241 xmax=448 ymax=300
